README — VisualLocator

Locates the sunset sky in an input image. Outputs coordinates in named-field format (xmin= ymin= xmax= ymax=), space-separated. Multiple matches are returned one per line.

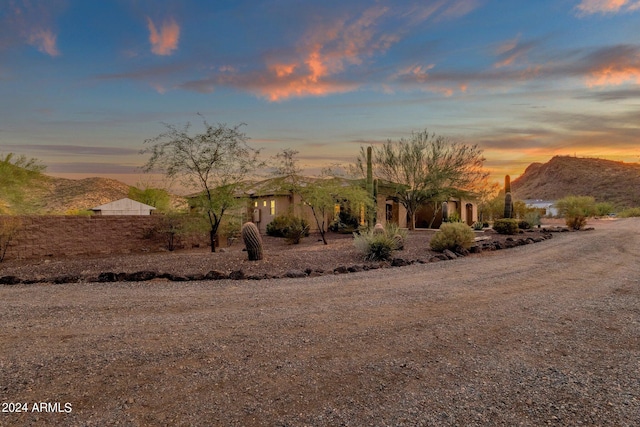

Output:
xmin=1 ymin=0 xmax=639 ymax=188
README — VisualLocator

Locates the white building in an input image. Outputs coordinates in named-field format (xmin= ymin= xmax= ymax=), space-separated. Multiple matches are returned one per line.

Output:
xmin=91 ymin=198 xmax=156 ymax=216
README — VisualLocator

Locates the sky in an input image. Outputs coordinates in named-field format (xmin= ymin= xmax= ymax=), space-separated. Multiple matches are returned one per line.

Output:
xmin=1 ymin=0 xmax=639 ymax=190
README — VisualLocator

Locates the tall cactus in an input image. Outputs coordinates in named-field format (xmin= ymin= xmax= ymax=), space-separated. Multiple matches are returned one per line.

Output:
xmin=241 ymin=222 xmax=263 ymax=261
xmin=503 ymin=175 xmax=514 ymax=218
xmin=504 ymin=192 xmax=513 ymax=219
xmin=366 ymin=146 xmax=376 ymax=228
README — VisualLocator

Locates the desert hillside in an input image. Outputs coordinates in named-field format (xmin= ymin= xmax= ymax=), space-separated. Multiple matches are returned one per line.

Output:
xmin=511 ymin=156 xmax=640 ymax=207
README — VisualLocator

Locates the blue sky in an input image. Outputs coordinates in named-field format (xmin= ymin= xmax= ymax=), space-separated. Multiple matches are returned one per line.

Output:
xmin=1 ymin=0 xmax=639 ymax=188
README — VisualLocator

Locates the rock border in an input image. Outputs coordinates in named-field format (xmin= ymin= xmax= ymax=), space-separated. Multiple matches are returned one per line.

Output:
xmin=0 ymin=232 xmax=557 ymax=286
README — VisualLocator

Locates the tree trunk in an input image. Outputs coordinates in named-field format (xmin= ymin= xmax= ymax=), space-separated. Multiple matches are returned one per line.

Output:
xmin=310 ymin=206 xmax=328 ymax=245
xmin=407 ymin=210 xmax=416 ymax=230
xmin=210 ymin=229 xmax=216 ymax=253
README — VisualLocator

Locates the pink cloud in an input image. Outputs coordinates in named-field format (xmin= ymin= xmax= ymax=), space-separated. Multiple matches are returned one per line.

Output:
xmin=146 ymin=17 xmax=180 ymax=56
xmin=27 ymin=28 xmax=59 ymax=56
xmin=575 ymin=0 xmax=640 ymax=15
xmin=248 ymin=5 xmax=397 ymax=101
xmin=2 ymin=1 xmax=63 ymax=57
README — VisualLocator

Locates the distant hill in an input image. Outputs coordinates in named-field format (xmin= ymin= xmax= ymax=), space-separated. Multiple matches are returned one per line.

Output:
xmin=41 ymin=176 xmax=134 ymax=213
xmin=0 ymin=158 xmax=186 ymax=214
xmin=511 ymin=156 xmax=640 ymax=207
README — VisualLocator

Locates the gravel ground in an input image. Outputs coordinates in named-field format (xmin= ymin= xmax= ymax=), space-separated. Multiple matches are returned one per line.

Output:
xmin=0 ymin=218 xmax=638 ymax=426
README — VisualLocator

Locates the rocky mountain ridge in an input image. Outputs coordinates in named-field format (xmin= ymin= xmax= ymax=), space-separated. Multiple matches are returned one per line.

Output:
xmin=511 ymin=155 xmax=640 ymax=207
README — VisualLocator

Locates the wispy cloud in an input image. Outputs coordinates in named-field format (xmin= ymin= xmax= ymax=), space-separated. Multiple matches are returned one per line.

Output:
xmin=0 ymin=144 xmax=139 ymax=156
xmin=27 ymin=28 xmax=59 ymax=56
xmin=575 ymin=0 xmax=640 ymax=15
xmin=583 ymin=45 xmax=640 ymax=86
xmin=180 ymin=2 xmax=479 ymax=101
xmin=146 ymin=17 xmax=180 ymax=56
xmin=493 ymin=35 xmax=538 ymax=68
xmin=1 ymin=0 xmax=64 ymax=57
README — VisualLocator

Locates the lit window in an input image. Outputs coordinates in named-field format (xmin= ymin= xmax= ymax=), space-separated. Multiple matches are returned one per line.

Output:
xmin=270 ymin=200 xmax=276 ymax=215
xmin=263 ymin=200 xmax=267 ymax=207
xmin=254 ymin=201 xmax=258 ymax=207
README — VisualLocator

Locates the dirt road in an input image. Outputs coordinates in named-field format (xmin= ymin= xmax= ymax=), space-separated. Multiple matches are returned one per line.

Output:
xmin=1 ymin=219 xmax=639 ymax=426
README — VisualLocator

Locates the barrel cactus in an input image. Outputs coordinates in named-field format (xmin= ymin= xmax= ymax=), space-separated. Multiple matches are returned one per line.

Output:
xmin=373 ymin=223 xmax=385 ymax=235
xmin=241 ymin=222 xmax=264 ymax=261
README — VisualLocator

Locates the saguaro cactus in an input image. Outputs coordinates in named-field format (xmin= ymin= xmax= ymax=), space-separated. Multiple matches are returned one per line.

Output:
xmin=241 ymin=222 xmax=263 ymax=261
xmin=366 ymin=146 xmax=376 ymax=228
xmin=503 ymin=175 xmax=514 ymax=219
xmin=504 ymin=192 xmax=513 ymax=219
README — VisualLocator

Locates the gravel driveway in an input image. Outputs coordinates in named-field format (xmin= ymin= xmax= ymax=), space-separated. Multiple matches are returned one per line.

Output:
xmin=1 ymin=219 xmax=639 ymax=426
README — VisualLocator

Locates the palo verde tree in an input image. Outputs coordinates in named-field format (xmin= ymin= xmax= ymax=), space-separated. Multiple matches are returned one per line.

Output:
xmin=272 ymin=148 xmax=372 ymax=244
xmin=141 ymin=117 xmax=262 ymax=252
xmin=355 ymin=130 xmax=488 ymax=229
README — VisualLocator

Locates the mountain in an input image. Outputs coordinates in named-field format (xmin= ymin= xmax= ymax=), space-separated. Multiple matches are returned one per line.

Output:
xmin=41 ymin=176 xmax=134 ymax=213
xmin=511 ymin=156 xmax=640 ymax=207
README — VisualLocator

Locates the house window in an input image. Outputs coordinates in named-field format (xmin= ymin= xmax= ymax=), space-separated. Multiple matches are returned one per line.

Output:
xmin=254 ymin=201 xmax=258 ymax=208
xmin=270 ymin=200 xmax=276 ymax=215
xmin=263 ymin=200 xmax=267 ymax=207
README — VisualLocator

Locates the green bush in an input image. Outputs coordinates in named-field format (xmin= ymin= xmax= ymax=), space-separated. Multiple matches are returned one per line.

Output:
xmin=493 ymin=218 xmax=519 ymax=235
xmin=617 ymin=207 xmax=640 ymax=218
xmin=472 ymin=221 xmax=484 ymax=230
xmin=555 ymin=196 xmax=595 ymax=230
xmin=524 ymin=211 xmax=541 ymax=228
xmin=266 ymin=215 xmax=309 ymax=244
xmin=430 ymin=222 xmax=475 ymax=252
xmin=566 ymin=215 xmax=587 ymax=230
xmin=518 ymin=220 xmax=531 ymax=230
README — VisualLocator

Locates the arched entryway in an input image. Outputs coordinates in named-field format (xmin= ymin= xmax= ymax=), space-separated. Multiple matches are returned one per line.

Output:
xmin=466 ymin=203 xmax=474 ymax=226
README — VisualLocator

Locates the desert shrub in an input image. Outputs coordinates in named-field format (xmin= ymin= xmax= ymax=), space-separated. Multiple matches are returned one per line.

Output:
xmin=556 ymin=196 xmax=595 ymax=230
xmin=0 ymin=216 xmax=22 ymax=262
xmin=617 ymin=207 xmax=640 ymax=217
xmin=445 ymin=212 xmax=461 ymax=223
xmin=266 ymin=215 xmax=309 ymax=243
xmin=220 ymin=215 xmax=242 ymax=246
xmin=329 ymin=210 xmax=360 ymax=233
xmin=524 ymin=211 xmax=541 ymax=228
xmin=353 ymin=231 xmax=397 ymax=261
xmin=430 ymin=222 xmax=475 ymax=252
xmin=353 ymin=222 xmax=407 ymax=261
xmin=566 ymin=215 xmax=587 ymax=230
xmin=472 ymin=221 xmax=484 ymax=230
xmin=493 ymin=218 xmax=519 ymax=235
xmin=594 ymin=202 xmax=614 ymax=217
xmin=518 ymin=220 xmax=531 ymax=230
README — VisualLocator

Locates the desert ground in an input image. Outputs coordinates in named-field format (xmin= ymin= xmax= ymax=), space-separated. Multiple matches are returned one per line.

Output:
xmin=1 ymin=219 xmax=638 ymax=426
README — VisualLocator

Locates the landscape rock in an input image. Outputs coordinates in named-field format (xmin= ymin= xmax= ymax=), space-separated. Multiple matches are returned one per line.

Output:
xmin=125 ymin=271 xmax=157 ymax=282
xmin=0 ymin=276 xmax=21 ymax=285
xmin=443 ymin=249 xmax=458 ymax=260
xmin=205 ymin=270 xmax=228 ymax=280
xmin=228 ymin=270 xmax=245 ymax=280
xmin=285 ymin=269 xmax=307 ymax=278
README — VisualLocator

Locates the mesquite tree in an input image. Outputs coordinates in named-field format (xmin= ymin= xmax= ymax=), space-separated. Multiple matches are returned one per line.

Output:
xmin=141 ymin=117 xmax=262 ymax=252
xmin=355 ymin=130 xmax=488 ymax=229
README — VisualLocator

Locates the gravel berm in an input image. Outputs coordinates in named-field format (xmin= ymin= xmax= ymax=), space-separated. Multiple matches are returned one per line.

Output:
xmin=1 ymin=219 xmax=638 ymax=426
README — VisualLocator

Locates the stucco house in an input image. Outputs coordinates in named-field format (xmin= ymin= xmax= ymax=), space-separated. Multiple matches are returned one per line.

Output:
xmin=243 ymin=176 xmax=478 ymax=233
xmin=91 ymin=198 xmax=156 ymax=216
